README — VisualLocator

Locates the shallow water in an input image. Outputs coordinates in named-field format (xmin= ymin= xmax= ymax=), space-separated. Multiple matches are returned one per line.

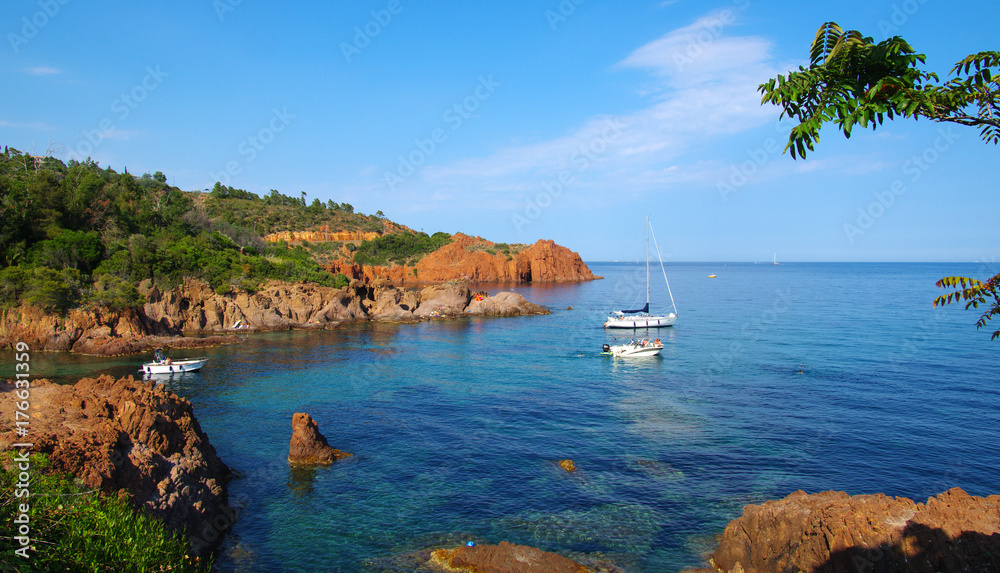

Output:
xmin=7 ymin=262 xmax=999 ymax=572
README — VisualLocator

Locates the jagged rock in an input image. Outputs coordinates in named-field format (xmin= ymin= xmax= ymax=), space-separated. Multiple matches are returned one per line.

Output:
xmin=709 ymin=488 xmax=1000 ymax=573
xmin=430 ymin=541 xmax=588 ymax=573
xmin=326 ymin=233 xmax=602 ymax=285
xmin=416 ymin=282 xmax=473 ymax=316
xmin=288 ymin=413 xmax=352 ymax=465
xmin=0 ymin=376 xmax=232 ymax=556
xmin=466 ymin=292 xmax=550 ymax=316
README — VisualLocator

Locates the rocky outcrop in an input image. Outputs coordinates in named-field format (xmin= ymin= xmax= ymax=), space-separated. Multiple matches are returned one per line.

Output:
xmin=1 ymin=276 xmax=550 ymax=356
xmin=466 ymin=292 xmax=548 ymax=317
xmin=707 ymin=488 xmax=1000 ymax=573
xmin=288 ymin=413 xmax=352 ymax=465
xmin=0 ymin=376 xmax=232 ymax=556
xmin=415 ymin=282 xmax=473 ymax=317
xmin=430 ymin=542 xmax=588 ymax=573
xmin=326 ymin=233 xmax=601 ymax=285
xmin=140 ymin=279 xmax=368 ymax=333
xmin=0 ymin=303 xmax=238 ymax=356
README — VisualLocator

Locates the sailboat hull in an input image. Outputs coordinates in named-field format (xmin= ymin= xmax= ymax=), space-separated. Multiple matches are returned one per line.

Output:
xmin=604 ymin=313 xmax=677 ymax=329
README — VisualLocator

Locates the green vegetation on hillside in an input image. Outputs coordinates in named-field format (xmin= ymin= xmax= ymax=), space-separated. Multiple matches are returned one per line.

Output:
xmin=0 ymin=148 xmax=352 ymax=312
xmin=202 ymin=183 xmax=386 ymax=236
xmin=353 ymin=231 xmax=453 ymax=266
xmin=0 ymin=452 xmax=207 ymax=572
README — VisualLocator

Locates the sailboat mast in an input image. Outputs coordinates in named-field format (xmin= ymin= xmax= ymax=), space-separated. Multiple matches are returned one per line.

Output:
xmin=645 ymin=215 xmax=650 ymax=307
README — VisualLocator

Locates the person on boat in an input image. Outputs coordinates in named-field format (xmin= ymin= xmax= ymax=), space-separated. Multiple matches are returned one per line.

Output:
xmin=654 ymin=338 xmax=661 ymax=345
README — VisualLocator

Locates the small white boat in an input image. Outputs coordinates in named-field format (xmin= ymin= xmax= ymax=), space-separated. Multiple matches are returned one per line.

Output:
xmin=605 ymin=216 xmax=678 ymax=329
xmin=142 ymin=349 xmax=208 ymax=374
xmin=603 ymin=339 xmax=663 ymax=358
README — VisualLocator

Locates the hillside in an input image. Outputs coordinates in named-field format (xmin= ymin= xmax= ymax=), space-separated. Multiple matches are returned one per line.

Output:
xmin=0 ymin=148 xmax=597 ymax=319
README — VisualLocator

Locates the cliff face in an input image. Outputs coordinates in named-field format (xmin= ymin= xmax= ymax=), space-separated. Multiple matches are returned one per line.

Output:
xmin=705 ymin=488 xmax=1000 ymax=573
xmin=0 ymin=376 xmax=232 ymax=556
xmin=326 ymin=234 xmax=601 ymax=285
xmin=262 ymin=229 xmax=380 ymax=243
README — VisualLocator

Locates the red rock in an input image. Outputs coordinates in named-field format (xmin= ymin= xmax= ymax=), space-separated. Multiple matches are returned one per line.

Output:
xmin=0 ymin=376 xmax=231 ymax=556
xmin=325 ymin=233 xmax=601 ymax=285
xmin=288 ymin=413 xmax=352 ymax=465
xmin=709 ymin=488 xmax=1000 ymax=573
xmin=431 ymin=541 xmax=588 ymax=573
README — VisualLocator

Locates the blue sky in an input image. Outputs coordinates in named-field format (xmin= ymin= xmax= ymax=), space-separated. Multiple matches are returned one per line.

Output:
xmin=2 ymin=0 xmax=996 ymax=262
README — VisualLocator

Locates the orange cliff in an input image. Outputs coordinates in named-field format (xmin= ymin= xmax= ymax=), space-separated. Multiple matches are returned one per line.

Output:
xmin=263 ymin=229 xmax=381 ymax=243
xmin=325 ymin=233 xmax=602 ymax=285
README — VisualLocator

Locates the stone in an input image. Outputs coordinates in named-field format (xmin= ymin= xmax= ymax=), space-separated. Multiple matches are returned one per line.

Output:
xmin=430 ymin=541 xmax=588 ymax=573
xmin=288 ymin=413 xmax=352 ymax=465
xmin=709 ymin=488 xmax=1000 ymax=573
xmin=558 ymin=459 xmax=577 ymax=472
xmin=0 ymin=376 xmax=231 ymax=556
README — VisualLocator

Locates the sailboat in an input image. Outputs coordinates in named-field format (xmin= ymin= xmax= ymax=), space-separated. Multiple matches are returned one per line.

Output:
xmin=604 ymin=216 xmax=678 ymax=329
xmin=773 ymin=253 xmax=779 ymax=265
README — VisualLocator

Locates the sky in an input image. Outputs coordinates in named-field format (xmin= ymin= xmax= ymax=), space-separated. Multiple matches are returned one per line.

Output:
xmin=2 ymin=0 xmax=997 ymax=262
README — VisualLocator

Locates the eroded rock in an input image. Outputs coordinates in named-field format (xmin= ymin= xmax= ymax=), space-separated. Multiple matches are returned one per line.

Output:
xmin=0 ymin=376 xmax=232 ymax=556
xmin=710 ymin=488 xmax=1000 ymax=573
xmin=288 ymin=413 xmax=352 ymax=465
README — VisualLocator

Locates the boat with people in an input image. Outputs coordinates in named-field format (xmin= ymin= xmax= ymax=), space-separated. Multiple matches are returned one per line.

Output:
xmin=603 ymin=338 xmax=664 ymax=357
xmin=604 ymin=216 xmax=678 ymax=329
xmin=141 ymin=348 xmax=208 ymax=375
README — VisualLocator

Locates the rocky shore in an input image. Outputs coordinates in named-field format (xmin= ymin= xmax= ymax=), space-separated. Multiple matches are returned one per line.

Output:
xmin=0 ymin=375 xmax=232 ymax=556
xmin=0 ymin=278 xmax=549 ymax=356
xmin=693 ymin=488 xmax=1000 ymax=573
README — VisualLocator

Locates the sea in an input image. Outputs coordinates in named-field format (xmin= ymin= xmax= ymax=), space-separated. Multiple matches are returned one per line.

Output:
xmin=7 ymin=262 xmax=1000 ymax=572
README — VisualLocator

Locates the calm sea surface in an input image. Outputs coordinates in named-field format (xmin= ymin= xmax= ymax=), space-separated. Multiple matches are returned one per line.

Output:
xmin=9 ymin=262 xmax=1000 ymax=572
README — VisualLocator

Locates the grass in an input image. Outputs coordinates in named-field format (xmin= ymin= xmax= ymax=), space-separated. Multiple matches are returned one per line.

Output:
xmin=0 ymin=452 xmax=209 ymax=572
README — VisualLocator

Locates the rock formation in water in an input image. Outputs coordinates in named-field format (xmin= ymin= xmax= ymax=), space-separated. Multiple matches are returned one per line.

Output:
xmin=702 ymin=488 xmax=1000 ymax=573
xmin=326 ymin=233 xmax=601 ymax=285
xmin=288 ymin=413 xmax=352 ymax=465
xmin=0 ymin=375 xmax=232 ymax=556
xmin=430 ymin=541 xmax=589 ymax=573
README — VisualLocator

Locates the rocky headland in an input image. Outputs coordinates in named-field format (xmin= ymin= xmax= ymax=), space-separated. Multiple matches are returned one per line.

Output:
xmin=694 ymin=488 xmax=1000 ymax=573
xmin=0 ymin=375 xmax=232 ymax=556
xmin=0 ymin=278 xmax=549 ymax=356
xmin=326 ymin=233 xmax=601 ymax=285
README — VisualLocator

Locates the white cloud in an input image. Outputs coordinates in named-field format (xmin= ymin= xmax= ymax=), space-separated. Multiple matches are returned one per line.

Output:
xmin=376 ymin=11 xmax=782 ymax=212
xmin=0 ymin=120 xmax=53 ymax=130
xmin=25 ymin=66 xmax=60 ymax=76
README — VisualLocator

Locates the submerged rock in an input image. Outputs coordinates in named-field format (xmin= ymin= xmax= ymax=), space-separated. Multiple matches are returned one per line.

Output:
xmin=430 ymin=541 xmax=588 ymax=573
xmin=287 ymin=413 xmax=352 ymax=465
xmin=709 ymin=488 xmax=1000 ymax=573
xmin=558 ymin=459 xmax=577 ymax=472
xmin=0 ymin=376 xmax=232 ymax=556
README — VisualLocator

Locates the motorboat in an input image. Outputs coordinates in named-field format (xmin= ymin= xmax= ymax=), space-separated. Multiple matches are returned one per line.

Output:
xmin=602 ymin=339 xmax=663 ymax=358
xmin=141 ymin=349 xmax=208 ymax=375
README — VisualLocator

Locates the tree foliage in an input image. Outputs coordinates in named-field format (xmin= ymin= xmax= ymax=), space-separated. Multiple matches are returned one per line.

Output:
xmin=934 ymin=275 xmax=1000 ymax=340
xmin=759 ymin=22 xmax=1000 ymax=158
xmin=760 ymin=25 xmax=1000 ymax=339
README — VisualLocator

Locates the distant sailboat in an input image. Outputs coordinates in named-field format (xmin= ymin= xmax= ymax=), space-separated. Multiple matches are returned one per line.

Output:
xmin=773 ymin=253 xmax=779 ymax=266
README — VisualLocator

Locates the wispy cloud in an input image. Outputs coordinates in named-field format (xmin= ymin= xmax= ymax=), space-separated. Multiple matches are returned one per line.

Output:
xmin=24 ymin=66 xmax=61 ymax=76
xmin=376 ymin=11 xmax=782 ymax=210
xmin=0 ymin=120 xmax=54 ymax=130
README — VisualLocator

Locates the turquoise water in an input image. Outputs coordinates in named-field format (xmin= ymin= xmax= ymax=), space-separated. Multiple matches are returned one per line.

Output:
xmin=8 ymin=262 xmax=1000 ymax=572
